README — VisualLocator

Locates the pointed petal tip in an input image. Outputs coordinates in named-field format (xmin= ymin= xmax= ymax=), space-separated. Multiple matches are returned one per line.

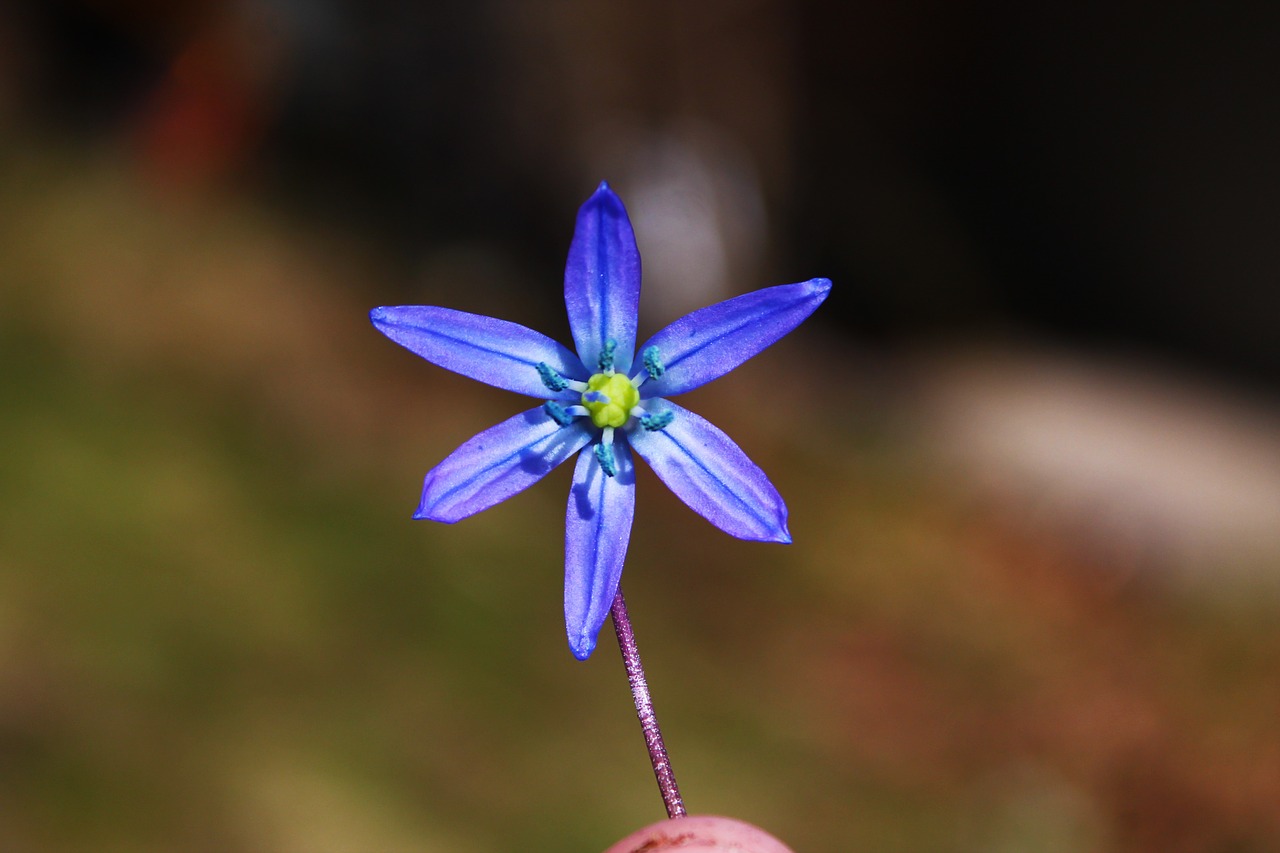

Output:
xmin=741 ymin=524 xmax=791 ymax=544
xmin=585 ymin=181 xmax=624 ymax=210
xmin=411 ymin=503 xmax=457 ymax=523
xmin=799 ymin=277 xmax=832 ymax=304
xmin=569 ymin=633 xmax=597 ymax=660
xmin=369 ymin=306 xmax=389 ymax=325
xmin=414 ymin=475 xmax=439 ymax=520
xmin=414 ymin=469 xmax=466 ymax=523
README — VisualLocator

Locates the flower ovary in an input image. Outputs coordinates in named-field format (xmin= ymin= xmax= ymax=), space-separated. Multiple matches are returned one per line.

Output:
xmin=582 ymin=372 xmax=639 ymax=428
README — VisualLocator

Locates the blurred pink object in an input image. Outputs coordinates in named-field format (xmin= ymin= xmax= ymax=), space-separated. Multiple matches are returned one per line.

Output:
xmin=603 ymin=815 xmax=794 ymax=852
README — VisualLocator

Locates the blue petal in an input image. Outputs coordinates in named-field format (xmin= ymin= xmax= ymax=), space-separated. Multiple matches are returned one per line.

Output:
xmin=371 ymin=306 xmax=587 ymax=398
xmin=563 ymin=183 xmax=641 ymax=374
xmin=627 ymin=400 xmax=790 ymax=543
xmin=564 ymin=440 xmax=636 ymax=660
xmin=637 ymin=278 xmax=831 ymax=397
xmin=416 ymin=407 xmax=592 ymax=523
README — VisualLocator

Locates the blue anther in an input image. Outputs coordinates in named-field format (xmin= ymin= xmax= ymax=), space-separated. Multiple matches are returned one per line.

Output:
xmin=536 ymin=362 xmax=568 ymax=392
xmin=640 ymin=410 xmax=674 ymax=431
xmin=593 ymin=443 xmax=617 ymax=477
xmin=543 ymin=401 xmax=575 ymax=426
xmin=642 ymin=346 xmax=665 ymax=380
xmin=597 ymin=338 xmax=617 ymax=372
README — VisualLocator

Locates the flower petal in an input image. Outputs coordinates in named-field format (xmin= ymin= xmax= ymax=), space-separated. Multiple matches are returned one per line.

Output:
xmin=564 ymin=440 xmax=636 ymax=660
xmin=627 ymin=400 xmax=790 ymax=543
xmin=371 ymin=306 xmax=587 ymax=398
xmin=563 ymin=183 xmax=641 ymax=374
xmin=416 ymin=407 xmax=592 ymax=523
xmin=637 ymin=278 xmax=831 ymax=397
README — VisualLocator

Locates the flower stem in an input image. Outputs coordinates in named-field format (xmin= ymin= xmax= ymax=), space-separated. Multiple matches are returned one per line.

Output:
xmin=610 ymin=588 xmax=686 ymax=819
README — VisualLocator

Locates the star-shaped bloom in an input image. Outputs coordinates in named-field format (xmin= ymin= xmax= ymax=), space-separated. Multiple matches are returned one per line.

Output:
xmin=371 ymin=183 xmax=830 ymax=659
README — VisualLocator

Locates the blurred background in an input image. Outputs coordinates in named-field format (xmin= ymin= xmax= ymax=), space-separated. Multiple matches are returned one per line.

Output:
xmin=2 ymin=1 xmax=1279 ymax=850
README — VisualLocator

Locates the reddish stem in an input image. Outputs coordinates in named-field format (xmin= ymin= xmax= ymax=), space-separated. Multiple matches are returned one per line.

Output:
xmin=610 ymin=588 xmax=686 ymax=819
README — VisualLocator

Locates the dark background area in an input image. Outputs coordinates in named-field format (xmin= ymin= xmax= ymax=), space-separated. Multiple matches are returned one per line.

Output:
xmin=12 ymin=0 xmax=1280 ymax=386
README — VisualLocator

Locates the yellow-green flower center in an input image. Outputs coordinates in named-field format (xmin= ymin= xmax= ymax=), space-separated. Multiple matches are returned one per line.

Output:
xmin=582 ymin=372 xmax=639 ymax=428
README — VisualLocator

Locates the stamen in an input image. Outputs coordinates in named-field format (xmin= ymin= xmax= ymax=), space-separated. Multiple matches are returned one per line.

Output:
xmin=566 ymin=379 xmax=589 ymax=392
xmin=643 ymin=346 xmax=665 ymax=380
xmin=601 ymin=426 xmax=615 ymax=446
xmin=593 ymin=442 xmax=617 ymax=477
xmin=640 ymin=410 xmax=674 ymax=432
xmin=543 ymin=401 xmax=575 ymax=426
xmin=536 ymin=362 xmax=568 ymax=392
xmin=597 ymin=338 xmax=617 ymax=373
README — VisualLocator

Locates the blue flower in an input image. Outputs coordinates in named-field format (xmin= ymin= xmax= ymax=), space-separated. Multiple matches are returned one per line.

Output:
xmin=371 ymin=183 xmax=830 ymax=660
